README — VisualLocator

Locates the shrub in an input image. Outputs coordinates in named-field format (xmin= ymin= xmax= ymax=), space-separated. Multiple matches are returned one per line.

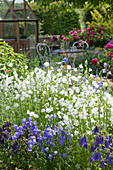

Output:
xmin=83 ymin=3 xmax=113 ymax=37
xmin=30 ymin=2 xmax=80 ymax=36
xmin=0 ymin=41 xmax=28 ymax=78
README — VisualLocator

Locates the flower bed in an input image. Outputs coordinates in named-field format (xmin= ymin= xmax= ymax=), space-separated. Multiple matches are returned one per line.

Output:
xmin=0 ymin=40 xmax=113 ymax=169
xmin=0 ymin=60 xmax=113 ymax=169
xmin=61 ymin=27 xmax=112 ymax=49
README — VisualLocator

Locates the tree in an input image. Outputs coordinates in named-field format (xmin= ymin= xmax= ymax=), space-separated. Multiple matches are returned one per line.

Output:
xmin=28 ymin=0 xmax=113 ymax=8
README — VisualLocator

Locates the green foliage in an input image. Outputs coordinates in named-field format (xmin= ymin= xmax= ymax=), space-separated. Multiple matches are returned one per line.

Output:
xmin=86 ymin=4 xmax=113 ymax=36
xmin=0 ymin=41 xmax=28 ymax=78
xmin=30 ymin=1 xmax=80 ymax=36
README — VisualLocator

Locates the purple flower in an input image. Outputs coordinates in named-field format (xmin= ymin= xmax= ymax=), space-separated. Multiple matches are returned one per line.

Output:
xmin=93 ymin=126 xmax=99 ymax=135
xmin=105 ymin=140 xmax=109 ymax=148
xmin=48 ymin=154 xmax=53 ymax=159
xmin=33 ymin=120 xmax=37 ymax=125
xmin=92 ymin=152 xmax=101 ymax=161
xmin=44 ymin=147 xmax=49 ymax=152
xmin=21 ymin=118 xmax=26 ymax=124
xmin=27 ymin=117 xmax=32 ymax=122
xmin=90 ymin=145 xmax=95 ymax=153
xmin=79 ymin=135 xmax=87 ymax=146
xmin=62 ymin=153 xmax=67 ymax=158
xmin=13 ymin=124 xmax=18 ymax=130
xmin=100 ymin=160 xmax=106 ymax=168
xmin=108 ymin=156 xmax=111 ymax=164
xmin=83 ymin=142 xmax=87 ymax=149
xmin=63 ymin=57 xmax=68 ymax=62
xmin=59 ymin=136 xmax=66 ymax=146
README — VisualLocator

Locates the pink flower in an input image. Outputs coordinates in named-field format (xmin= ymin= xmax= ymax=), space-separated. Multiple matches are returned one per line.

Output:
xmin=61 ymin=35 xmax=65 ymax=39
xmin=66 ymin=38 xmax=69 ymax=41
xmin=78 ymin=43 xmax=82 ymax=47
xmin=73 ymin=31 xmax=77 ymax=36
xmin=87 ymin=32 xmax=90 ymax=35
xmin=69 ymin=30 xmax=73 ymax=34
xmin=105 ymin=43 xmax=113 ymax=49
xmin=81 ymin=33 xmax=83 ymax=35
xmin=91 ymin=27 xmax=94 ymax=30
xmin=107 ymin=36 xmax=110 ymax=39
xmin=78 ymin=37 xmax=81 ymax=40
xmin=109 ymin=52 xmax=113 ymax=57
xmin=77 ymin=29 xmax=81 ymax=33
xmin=73 ymin=28 xmax=76 ymax=30
xmin=101 ymin=48 xmax=103 ymax=50
xmin=100 ymin=32 xmax=103 ymax=35
xmin=95 ymin=51 xmax=99 ymax=55
xmin=87 ymin=28 xmax=91 ymax=31
xmin=99 ymin=27 xmax=103 ymax=31
xmin=91 ymin=59 xmax=98 ymax=65
xmin=92 ymin=34 xmax=95 ymax=37
xmin=73 ymin=35 xmax=76 ymax=40
xmin=63 ymin=38 xmax=67 ymax=41
xmin=86 ymin=37 xmax=90 ymax=44
xmin=98 ymin=36 xmax=101 ymax=40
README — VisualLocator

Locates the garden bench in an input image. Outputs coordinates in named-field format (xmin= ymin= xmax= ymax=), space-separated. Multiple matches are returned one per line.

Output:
xmin=36 ymin=41 xmax=89 ymax=66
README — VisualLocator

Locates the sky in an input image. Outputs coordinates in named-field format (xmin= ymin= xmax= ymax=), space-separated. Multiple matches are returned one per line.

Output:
xmin=14 ymin=0 xmax=28 ymax=3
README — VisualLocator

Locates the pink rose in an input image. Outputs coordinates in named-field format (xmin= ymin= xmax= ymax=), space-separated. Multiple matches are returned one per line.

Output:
xmin=73 ymin=31 xmax=77 ymax=36
xmin=87 ymin=28 xmax=91 ymax=31
xmin=109 ymin=52 xmax=113 ymax=57
xmin=87 ymin=32 xmax=90 ymax=35
xmin=86 ymin=37 xmax=90 ymax=44
xmin=91 ymin=59 xmax=98 ymax=65
xmin=63 ymin=38 xmax=67 ymax=41
xmin=95 ymin=51 xmax=99 ymax=55
xmin=100 ymin=32 xmax=103 ymax=35
xmin=77 ymin=29 xmax=81 ymax=33
xmin=105 ymin=43 xmax=113 ymax=49
xmin=99 ymin=27 xmax=103 ymax=31
xmin=98 ymin=36 xmax=101 ymax=40
xmin=61 ymin=35 xmax=65 ymax=39
xmin=69 ymin=30 xmax=73 ymax=34
xmin=78 ymin=37 xmax=81 ymax=40
xmin=73 ymin=28 xmax=76 ymax=30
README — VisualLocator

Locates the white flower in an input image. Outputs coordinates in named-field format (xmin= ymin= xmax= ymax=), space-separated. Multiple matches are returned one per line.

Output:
xmin=41 ymin=109 xmax=45 ymax=113
xmin=67 ymin=65 xmax=71 ymax=70
xmin=25 ymin=65 xmax=28 ymax=69
xmin=73 ymin=68 xmax=77 ymax=72
xmin=8 ymin=63 xmax=13 ymax=67
xmin=44 ymin=62 xmax=49 ymax=67
xmin=20 ymin=96 xmax=25 ymax=101
xmin=1 ymin=65 xmax=6 ymax=70
xmin=79 ymin=64 xmax=83 ymax=69
xmin=89 ymin=68 xmax=92 ymax=72
xmin=75 ymin=164 xmax=80 ymax=169
xmin=27 ymin=110 xmax=39 ymax=118
xmin=14 ymin=103 xmax=19 ymax=108
xmin=6 ymin=106 xmax=10 ymax=110
xmin=74 ymin=130 xmax=79 ymax=135
xmin=87 ymin=168 xmax=91 ymax=170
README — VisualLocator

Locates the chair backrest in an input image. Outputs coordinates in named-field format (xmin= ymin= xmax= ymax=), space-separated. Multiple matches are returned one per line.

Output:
xmin=36 ymin=43 xmax=51 ymax=65
xmin=71 ymin=41 xmax=89 ymax=52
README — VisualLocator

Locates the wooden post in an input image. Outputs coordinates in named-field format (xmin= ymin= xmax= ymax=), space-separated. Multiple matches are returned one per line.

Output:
xmin=35 ymin=20 xmax=39 ymax=45
xmin=24 ymin=1 xmax=26 ymax=36
xmin=16 ymin=21 xmax=20 ymax=52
